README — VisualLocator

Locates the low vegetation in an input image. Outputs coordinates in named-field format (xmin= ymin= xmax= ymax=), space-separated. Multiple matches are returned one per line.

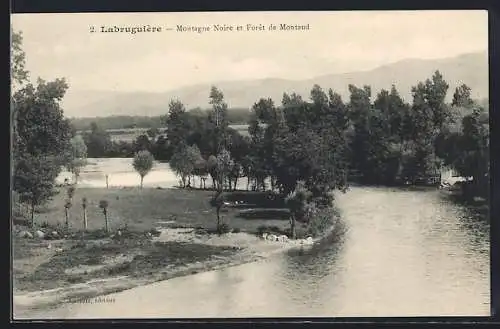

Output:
xmin=14 ymin=232 xmax=238 ymax=292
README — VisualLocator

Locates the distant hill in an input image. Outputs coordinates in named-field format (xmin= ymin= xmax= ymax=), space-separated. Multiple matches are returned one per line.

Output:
xmin=62 ymin=51 xmax=488 ymax=118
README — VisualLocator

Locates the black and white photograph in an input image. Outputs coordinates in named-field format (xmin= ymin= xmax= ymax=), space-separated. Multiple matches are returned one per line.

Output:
xmin=11 ymin=10 xmax=490 ymax=319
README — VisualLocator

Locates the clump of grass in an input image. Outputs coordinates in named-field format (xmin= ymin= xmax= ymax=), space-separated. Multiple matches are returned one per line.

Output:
xmin=107 ymin=262 xmax=131 ymax=275
xmin=66 ymin=275 xmax=86 ymax=284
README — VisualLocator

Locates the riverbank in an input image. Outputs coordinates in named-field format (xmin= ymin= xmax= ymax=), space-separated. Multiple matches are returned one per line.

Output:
xmin=13 ymin=225 xmax=337 ymax=316
xmin=13 ymin=186 xmax=338 ymax=316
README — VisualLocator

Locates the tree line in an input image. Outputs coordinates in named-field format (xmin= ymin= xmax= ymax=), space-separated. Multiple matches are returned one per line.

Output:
xmin=11 ymin=27 xmax=489 ymax=229
xmin=81 ymin=71 xmax=489 ymax=196
xmin=70 ymin=108 xmax=253 ymax=131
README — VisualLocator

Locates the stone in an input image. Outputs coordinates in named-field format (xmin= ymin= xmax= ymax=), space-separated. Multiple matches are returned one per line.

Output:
xmin=51 ymin=231 xmax=59 ymax=238
xmin=18 ymin=230 xmax=32 ymax=238
xmin=34 ymin=230 xmax=45 ymax=239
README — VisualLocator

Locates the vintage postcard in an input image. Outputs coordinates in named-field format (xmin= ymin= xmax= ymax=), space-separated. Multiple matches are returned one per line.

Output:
xmin=11 ymin=10 xmax=490 ymax=319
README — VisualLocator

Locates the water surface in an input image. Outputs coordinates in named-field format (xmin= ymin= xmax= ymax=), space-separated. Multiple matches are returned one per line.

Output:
xmin=21 ymin=180 xmax=490 ymax=318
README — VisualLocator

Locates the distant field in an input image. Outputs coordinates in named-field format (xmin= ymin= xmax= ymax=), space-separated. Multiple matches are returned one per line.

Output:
xmin=69 ymin=109 xmax=253 ymax=131
xmin=78 ymin=125 xmax=251 ymax=142
xmin=230 ymin=124 xmax=250 ymax=136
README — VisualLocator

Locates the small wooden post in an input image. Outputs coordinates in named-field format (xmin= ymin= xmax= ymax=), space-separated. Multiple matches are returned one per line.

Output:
xmin=82 ymin=197 xmax=88 ymax=231
xmin=105 ymin=174 xmax=109 ymax=189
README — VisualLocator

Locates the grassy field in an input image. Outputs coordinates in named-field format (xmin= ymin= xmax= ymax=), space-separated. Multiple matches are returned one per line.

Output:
xmin=12 ymin=187 xmax=296 ymax=306
xmin=20 ymin=187 xmax=290 ymax=234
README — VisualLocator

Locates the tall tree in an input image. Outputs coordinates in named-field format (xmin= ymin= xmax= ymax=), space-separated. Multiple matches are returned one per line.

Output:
xmin=404 ymin=71 xmax=451 ymax=183
xmin=216 ymin=148 xmax=234 ymax=191
xmin=11 ymin=30 xmax=29 ymax=90
xmin=170 ymin=143 xmax=194 ymax=188
xmin=133 ymin=150 xmax=154 ymax=188
xmin=347 ymin=84 xmax=373 ymax=181
xmin=83 ymin=122 xmax=112 ymax=157
xmin=208 ymin=86 xmax=229 ymax=158
xmin=14 ymin=155 xmax=60 ymax=226
xmin=165 ymin=99 xmax=192 ymax=154
xmin=285 ymin=181 xmax=311 ymax=239
xmin=14 ymin=78 xmax=72 ymax=160
xmin=452 ymin=84 xmax=474 ymax=108
xmin=65 ymin=135 xmax=88 ymax=184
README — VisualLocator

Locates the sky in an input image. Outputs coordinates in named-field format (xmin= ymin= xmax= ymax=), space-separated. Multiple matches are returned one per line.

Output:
xmin=11 ymin=10 xmax=488 ymax=93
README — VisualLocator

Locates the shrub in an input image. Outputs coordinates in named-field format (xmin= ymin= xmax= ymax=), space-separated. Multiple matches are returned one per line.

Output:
xmin=256 ymin=225 xmax=286 ymax=236
xmin=219 ymin=223 xmax=231 ymax=234
xmin=237 ymin=208 xmax=290 ymax=220
xmin=232 ymin=228 xmax=241 ymax=233
xmin=306 ymin=207 xmax=337 ymax=238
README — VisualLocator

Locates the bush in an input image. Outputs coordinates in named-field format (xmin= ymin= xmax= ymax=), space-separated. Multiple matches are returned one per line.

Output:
xmin=232 ymin=228 xmax=241 ymax=233
xmin=219 ymin=223 xmax=231 ymax=234
xmin=237 ymin=208 xmax=290 ymax=220
xmin=256 ymin=225 xmax=286 ymax=236
xmin=306 ymin=207 xmax=337 ymax=238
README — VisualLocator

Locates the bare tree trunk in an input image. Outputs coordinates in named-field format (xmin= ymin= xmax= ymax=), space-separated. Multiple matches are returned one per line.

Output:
xmin=83 ymin=207 xmax=88 ymax=230
xmin=290 ymin=215 xmax=296 ymax=240
xmin=216 ymin=206 xmax=221 ymax=235
xmin=65 ymin=208 xmax=69 ymax=228
xmin=234 ymin=177 xmax=238 ymax=191
xmin=247 ymin=176 xmax=250 ymax=191
xmin=104 ymin=211 xmax=109 ymax=233
xmin=30 ymin=202 xmax=35 ymax=227
xmin=140 ymin=175 xmax=144 ymax=189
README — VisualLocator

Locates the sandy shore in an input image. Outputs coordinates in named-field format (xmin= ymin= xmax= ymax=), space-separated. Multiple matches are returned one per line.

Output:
xmin=13 ymin=227 xmax=325 ymax=317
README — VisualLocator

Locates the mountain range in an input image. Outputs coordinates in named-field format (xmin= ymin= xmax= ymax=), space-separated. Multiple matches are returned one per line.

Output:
xmin=62 ymin=51 xmax=488 ymax=118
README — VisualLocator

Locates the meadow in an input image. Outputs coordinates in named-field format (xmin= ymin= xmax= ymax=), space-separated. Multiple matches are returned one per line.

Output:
xmin=22 ymin=187 xmax=290 ymax=234
xmin=12 ymin=186 xmax=298 ymax=304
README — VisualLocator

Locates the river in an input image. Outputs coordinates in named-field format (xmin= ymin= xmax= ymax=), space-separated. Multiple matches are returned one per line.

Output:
xmin=23 ymin=182 xmax=490 ymax=318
